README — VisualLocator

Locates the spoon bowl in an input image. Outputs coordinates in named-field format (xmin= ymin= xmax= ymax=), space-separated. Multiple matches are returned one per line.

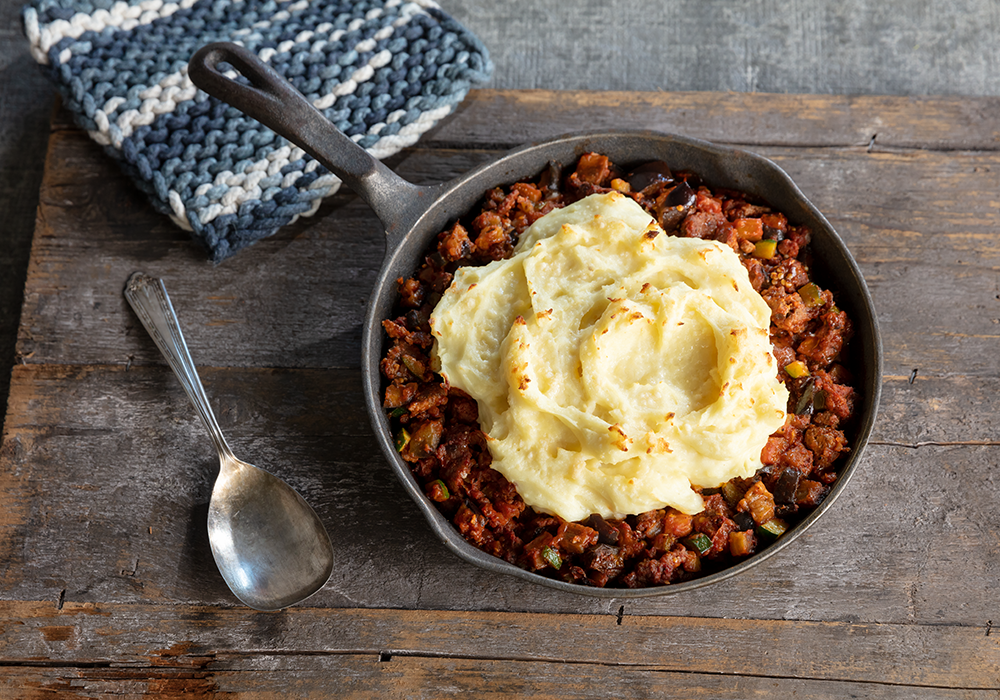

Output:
xmin=208 ymin=453 xmax=335 ymax=610
xmin=125 ymin=272 xmax=334 ymax=610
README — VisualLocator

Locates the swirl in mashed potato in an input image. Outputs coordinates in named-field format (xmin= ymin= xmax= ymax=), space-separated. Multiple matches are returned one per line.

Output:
xmin=430 ymin=192 xmax=788 ymax=521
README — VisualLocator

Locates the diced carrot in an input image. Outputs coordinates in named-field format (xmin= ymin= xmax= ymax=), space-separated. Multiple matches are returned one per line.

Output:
xmin=734 ymin=218 xmax=764 ymax=242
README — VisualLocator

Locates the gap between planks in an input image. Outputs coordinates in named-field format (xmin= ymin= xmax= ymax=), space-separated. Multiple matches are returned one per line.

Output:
xmin=46 ymin=90 xmax=1000 ymax=153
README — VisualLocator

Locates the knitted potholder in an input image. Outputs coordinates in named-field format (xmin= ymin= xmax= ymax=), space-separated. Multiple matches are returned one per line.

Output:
xmin=23 ymin=0 xmax=492 ymax=260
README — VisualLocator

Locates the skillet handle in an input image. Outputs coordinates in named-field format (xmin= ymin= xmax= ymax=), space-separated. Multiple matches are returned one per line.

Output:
xmin=188 ymin=42 xmax=425 ymax=236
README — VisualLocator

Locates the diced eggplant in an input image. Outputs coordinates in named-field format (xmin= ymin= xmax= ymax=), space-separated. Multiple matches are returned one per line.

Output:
xmin=587 ymin=513 xmax=620 ymax=545
xmin=732 ymin=511 xmax=755 ymax=531
xmin=654 ymin=182 xmax=696 ymax=233
xmin=773 ymin=468 xmax=802 ymax=504
xmin=626 ymin=160 xmax=674 ymax=192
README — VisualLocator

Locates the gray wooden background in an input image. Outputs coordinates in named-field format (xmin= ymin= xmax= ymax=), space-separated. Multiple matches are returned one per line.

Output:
xmin=3 ymin=0 xmax=1000 ymax=432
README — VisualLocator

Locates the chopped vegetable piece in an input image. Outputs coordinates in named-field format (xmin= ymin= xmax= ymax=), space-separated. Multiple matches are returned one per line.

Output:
xmin=610 ymin=177 xmax=632 ymax=193
xmin=663 ymin=509 xmax=693 ymax=538
xmin=784 ymin=360 xmax=810 ymax=378
xmin=721 ymin=481 xmax=744 ymax=506
xmin=760 ymin=212 xmax=787 ymax=231
xmin=389 ymin=406 xmax=408 ymax=418
xmin=812 ymin=389 xmax=828 ymax=412
xmin=428 ymin=479 xmax=450 ymax=501
xmin=729 ymin=529 xmax=756 ymax=557
xmin=734 ymin=218 xmax=764 ymax=242
xmin=737 ymin=480 xmax=776 ymax=525
xmin=794 ymin=479 xmax=826 ymax=507
xmin=559 ymin=521 xmax=599 ymax=554
xmin=587 ymin=513 xmax=620 ymax=544
xmin=541 ymin=545 xmax=563 ymax=569
xmin=395 ymin=427 xmax=410 ymax=453
xmin=685 ymin=551 xmax=702 ymax=573
xmin=684 ymin=532 xmax=713 ymax=555
xmin=753 ymin=239 xmax=778 ymax=259
xmin=652 ymin=532 xmax=677 ymax=553
xmin=401 ymin=355 xmax=427 ymax=380
xmin=773 ymin=468 xmax=802 ymax=505
xmin=757 ymin=518 xmax=789 ymax=541
xmin=732 ymin=511 xmax=755 ymax=531
xmin=407 ymin=420 xmax=443 ymax=459
xmin=795 ymin=380 xmax=816 ymax=415
xmin=798 ymin=282 xmax=824 ymax=307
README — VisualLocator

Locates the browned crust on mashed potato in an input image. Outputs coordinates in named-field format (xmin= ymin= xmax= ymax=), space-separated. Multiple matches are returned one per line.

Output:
xmin=381 ymin=154 xmax=857 ymax=588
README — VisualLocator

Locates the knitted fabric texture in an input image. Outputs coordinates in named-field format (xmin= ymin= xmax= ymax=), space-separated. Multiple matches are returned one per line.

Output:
xmin=23 ymin=0 xmax=492 ymax=260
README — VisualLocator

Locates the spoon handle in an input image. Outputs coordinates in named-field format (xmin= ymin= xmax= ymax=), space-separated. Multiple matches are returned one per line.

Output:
xmin=124 ymin=272 xmax=233 ymax=460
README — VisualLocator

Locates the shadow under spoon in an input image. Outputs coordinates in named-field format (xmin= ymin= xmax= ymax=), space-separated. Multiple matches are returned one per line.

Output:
xmin=124 ymin=272 xmax=334 ymax=610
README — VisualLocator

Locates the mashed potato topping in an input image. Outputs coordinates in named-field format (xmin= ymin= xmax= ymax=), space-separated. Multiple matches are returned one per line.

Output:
xmin=430 ymin=192 xmax=788 ymax=521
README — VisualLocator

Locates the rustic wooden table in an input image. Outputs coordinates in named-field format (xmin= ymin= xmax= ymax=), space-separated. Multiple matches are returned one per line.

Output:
xmin=2 ymin=90 xmax=999 ymax=697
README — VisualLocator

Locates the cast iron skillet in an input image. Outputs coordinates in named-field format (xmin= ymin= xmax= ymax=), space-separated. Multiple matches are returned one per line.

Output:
xmin=188 ymin=42 xmax=882 ymax=597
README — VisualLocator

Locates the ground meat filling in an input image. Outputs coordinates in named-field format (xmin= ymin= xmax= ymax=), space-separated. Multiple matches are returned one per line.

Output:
xmin=380 ymin=153 xmax=858 ymax=588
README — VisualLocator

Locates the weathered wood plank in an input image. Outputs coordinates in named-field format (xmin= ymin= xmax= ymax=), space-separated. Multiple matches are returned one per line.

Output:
xmin=428 ymin=90 xmax=1000 ymax=151
xmin=446 ymin=0 xmax=1000 ymax=97
xmin=0 ymin=602 xmax=997 ymax=691
xmin=2 ymin=656 xmax=995 ymax=700
xmin=2 ymin=364 xmax=998 ymax=626
xmin=46 ymin=90 xmax=1000 ymax=150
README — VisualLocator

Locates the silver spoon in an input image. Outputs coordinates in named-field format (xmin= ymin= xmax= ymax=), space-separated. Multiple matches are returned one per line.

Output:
xmin=124 ymin=272 xmax=334 ymax=610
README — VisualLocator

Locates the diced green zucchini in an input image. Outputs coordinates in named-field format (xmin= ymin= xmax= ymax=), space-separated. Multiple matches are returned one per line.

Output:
xmin=753 ymin=239 xmax=778 ymax=259
xmin=798 ymin=282 xmax=824 ymax=307
xmin=429 ymin=479 xmax=450 ymax=501
xmin=684 ymin=532 xmax=713 ymax=555
xmin=395 ymin=427 xmax=410 ymax=453
xmin=721 ymin=482 xmax=744 ymax=506
xmin=541 ymin=545 xmax=563 ymax=570
xmin=756 ymin=518 xmax=789 ymax=541
xmin=784 ymin=360 xmax=810 ymax=378
xmin=795 ymin=381 xmax=816 ymax=415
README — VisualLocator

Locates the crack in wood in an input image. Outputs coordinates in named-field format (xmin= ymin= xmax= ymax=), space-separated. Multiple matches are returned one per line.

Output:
xmin=909 ymin=368 xmax=918 ymax=384
xmin=0 ymin=660 xmax=113 ymax=669
xmin=987 ymin=620 xmax=993 ymax=637
xmin=634 ymin=667 xmax=1000 ymax=693
xmin=3 ymin=656 xmax=996 ymax=692
xmin=419 ymin=134 xmax=1000 ymax=155
xmin=617 ymin=606 xmax=625 ymax=625
xmin=56 ymin=589 xmax=65 ymax=611
xmin=870 ymin=440 xmax=1000 ymax=449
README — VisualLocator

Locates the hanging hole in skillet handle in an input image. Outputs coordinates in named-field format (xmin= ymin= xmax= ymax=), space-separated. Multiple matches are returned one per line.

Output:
xmin=187 ymin=42 xmax=426 ymax=237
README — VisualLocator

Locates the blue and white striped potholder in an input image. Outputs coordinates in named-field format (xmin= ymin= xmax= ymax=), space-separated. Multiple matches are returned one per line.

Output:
xmin=23 ymin=0 xmax=492 ymax=260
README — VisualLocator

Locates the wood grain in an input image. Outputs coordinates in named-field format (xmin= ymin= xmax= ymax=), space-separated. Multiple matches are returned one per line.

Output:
xmin=443 ymin=0 xmax=1000 ymax=97
xmin=429 ymin=90 xmax=1000 ymax=151
xmin=0 ymin=602 xmax=997 ymax=691
xmin=4 ymin=90 xmax=1000 ymax=695
xmin=4 ymin=659 xmax=994 ymax=700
